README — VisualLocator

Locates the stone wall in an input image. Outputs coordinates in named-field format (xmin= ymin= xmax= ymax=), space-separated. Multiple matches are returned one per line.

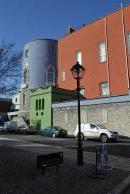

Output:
xmin=53 ymin=101 xmax=130 ymax=137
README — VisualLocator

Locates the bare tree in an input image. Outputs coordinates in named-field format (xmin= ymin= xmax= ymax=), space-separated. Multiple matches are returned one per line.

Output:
xmin=0 ymin=40 xmax=22 ymax=95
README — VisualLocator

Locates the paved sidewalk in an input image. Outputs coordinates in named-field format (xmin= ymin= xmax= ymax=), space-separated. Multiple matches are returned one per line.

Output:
xmin=14 ymin=140 xmax=130 ymax=172
xmin=0 ymin=140 xmax=129 ymax=194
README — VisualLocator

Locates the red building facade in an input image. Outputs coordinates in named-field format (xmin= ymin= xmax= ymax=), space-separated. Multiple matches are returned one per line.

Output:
xmin=58 ymin=5 xmax=130 ymax=99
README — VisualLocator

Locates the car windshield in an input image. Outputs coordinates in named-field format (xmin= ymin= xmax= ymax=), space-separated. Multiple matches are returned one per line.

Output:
xmin=53 ymin=127 xmax=58 ymax=131
xmin=54 ymin=127 xmax=63 ymax=131
xmin=19 ymin=125 xmax=26 ymax=128
xmin=97 ymin=124 xmax=107 ymax=129
xmin=58 ymin=127 xmax=64 ymax=131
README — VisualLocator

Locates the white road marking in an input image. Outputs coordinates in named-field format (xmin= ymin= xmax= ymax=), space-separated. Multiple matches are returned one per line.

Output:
xmin=16 ymin=144 xmax=50 ymax=147
xmin=0 ymin=137 xmax=23 ymax=141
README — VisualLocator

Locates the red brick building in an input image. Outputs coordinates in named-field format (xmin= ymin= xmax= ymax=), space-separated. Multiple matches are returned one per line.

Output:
xmin=58 ymin=5 xmax=130 ymax=99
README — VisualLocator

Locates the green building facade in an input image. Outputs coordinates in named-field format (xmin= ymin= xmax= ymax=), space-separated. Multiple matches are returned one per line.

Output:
xmin=30 ymin=87 xmax=52 ymax=130
xmin=30 ymin=86 xmax=78 ymax=130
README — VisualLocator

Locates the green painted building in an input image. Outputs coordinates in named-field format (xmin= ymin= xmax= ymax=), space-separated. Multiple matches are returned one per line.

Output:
xmin=30 ymin=86 xmax=78 ymax=130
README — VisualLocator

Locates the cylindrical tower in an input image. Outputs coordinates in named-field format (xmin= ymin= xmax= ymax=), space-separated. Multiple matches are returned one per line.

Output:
xmin=21 ymin=39 xmax=57 ymax=89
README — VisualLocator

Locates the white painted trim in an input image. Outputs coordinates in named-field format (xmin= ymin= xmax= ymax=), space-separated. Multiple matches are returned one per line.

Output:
xmin=121 ymin=6 xmax=129 ymax=88
xmin=104 ymin=17 xmax=111 ymax=96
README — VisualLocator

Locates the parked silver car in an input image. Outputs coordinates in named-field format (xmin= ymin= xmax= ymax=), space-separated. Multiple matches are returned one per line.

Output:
xmin=74 ymin=123 xmax=119 ymax=142
xmin=17 ymin=124 xmax=29 ymax=134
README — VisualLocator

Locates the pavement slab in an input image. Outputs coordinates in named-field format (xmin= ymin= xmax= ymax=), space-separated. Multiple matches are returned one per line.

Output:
xmin=0 ymin=143 xmax=129 ymax=194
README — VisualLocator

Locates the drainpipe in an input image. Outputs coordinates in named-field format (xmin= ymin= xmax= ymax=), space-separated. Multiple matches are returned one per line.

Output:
xmin=104 ymin=17 xmax=111 ymax=96
xmin=121 ymin=3 xmax=130 ymax=89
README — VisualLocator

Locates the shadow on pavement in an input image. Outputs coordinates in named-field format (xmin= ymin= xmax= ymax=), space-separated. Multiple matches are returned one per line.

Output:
xmin=0 ymin=145 xmax=129 ymax=194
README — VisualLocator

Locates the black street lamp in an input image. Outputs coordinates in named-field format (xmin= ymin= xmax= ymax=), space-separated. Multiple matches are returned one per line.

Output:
xmin=71 ymin=62 xmax=85 ymax=165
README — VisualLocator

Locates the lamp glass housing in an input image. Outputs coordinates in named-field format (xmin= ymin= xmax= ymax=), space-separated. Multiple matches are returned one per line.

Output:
xmin=71 ymin=62 xmax=85 ymax=79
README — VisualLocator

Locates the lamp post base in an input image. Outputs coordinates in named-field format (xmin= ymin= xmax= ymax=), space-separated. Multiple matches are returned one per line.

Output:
xmin=77 ymin=147 xmax=84 ymax=165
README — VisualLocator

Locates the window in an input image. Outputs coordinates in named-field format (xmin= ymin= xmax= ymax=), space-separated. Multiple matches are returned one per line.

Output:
xmin=127 ymin=32 xmax=130 ymax=54
xmin=36 ymin=100 xmax=38 ymax=110
xmin=23 ymin=68 xmax=28 ymax=84
xmin=76 ymin=49 xmax=82 ymax=65
xmin=23 ymin=93 xmax=26 ymax=106
xmin=39 ymin=99 xmax=41 ymax=110
xmin=25 ymin=49 xmax=29 ymax=58
xmin=62 ymin=71 xmax=66 ymax=81
xmin=42 ymin=98 xmax=44 ymax=109
xmin=90 ymin=124 xmax=96 ymax=129
xmin=99 ymin=42 xmax=107 ymax=63
xmin=35 ymin=99 xmax=44 ymax=110
xmin=80 ymin=88 xmax=85 ymax=96
xmin=100 ymin=82 xmax=109 ymax=96
xmin=46 ymin=65 xmax=55 ymax=85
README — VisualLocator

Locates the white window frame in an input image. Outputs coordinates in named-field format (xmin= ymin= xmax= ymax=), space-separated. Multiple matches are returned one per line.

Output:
xmin=46 ymin=65 xmax=55 ymax=86
xmin=127 ymin=32 xmax=130 ymax=54
xmin=76 ymin=49 xmax=82 ymax=65
xmin=23 ymin=68 xmax=28 ymax=84
xmin=62 ymin=71 xmax=66 ymax=81
xmin=80 ymin=88 xmax=85 ymax=96
xmin=23 ymin=93 xmax=26 ymax=106
xmin=99 ymin=42 xmax=107 ymax=63
xmin=100 ymin=82 xmax=109 ymax=96
xmin=25 ymin=49 xmax=29 ymax=58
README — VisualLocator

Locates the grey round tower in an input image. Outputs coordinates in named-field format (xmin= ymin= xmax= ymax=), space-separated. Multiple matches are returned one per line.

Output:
xmin=21 ymin=39 xmax=57 ymax=89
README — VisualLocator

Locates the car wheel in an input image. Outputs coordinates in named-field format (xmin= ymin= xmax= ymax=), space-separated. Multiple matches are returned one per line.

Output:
xmin=23 ymin=130 xmax=27 ymax=135
xmin=52 ymin=133 xmax=56 ymax=138
xmin=100 ymin=134 xmax=108 ymax=143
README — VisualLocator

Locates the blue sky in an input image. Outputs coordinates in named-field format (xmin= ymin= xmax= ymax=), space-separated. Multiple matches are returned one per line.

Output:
xmin=0 ymin=0 xmax=130 ymax=51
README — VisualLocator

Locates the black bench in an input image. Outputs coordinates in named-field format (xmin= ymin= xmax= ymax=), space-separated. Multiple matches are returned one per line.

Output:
xmin=37 ymin=152 xmax=63 ymax=175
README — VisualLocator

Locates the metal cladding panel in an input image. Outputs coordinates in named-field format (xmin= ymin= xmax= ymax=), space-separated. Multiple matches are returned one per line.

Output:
xmin=23 ymin=39 xmax=57 ymax=89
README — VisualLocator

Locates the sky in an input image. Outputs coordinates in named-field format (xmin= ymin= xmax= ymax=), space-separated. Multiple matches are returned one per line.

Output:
xmin=0 ymin=0 xmax=130 ymax=52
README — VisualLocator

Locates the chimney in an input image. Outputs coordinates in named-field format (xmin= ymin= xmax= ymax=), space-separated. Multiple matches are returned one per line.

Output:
xmin=67 ymin=25 xmax=75 ymax=34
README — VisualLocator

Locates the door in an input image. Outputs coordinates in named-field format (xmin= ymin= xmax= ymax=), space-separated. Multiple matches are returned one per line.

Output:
xmin=37 ymin=120 xmax=41 ymax=130
xmin=90 ymin=124 xmax=99 ymax=139
xmin=82 ymin=124 xmax=91 ymax=138
xmin=47 ymin=127 xmax=53 ymax=137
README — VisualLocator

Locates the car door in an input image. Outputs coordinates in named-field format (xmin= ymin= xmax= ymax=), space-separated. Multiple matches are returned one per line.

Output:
xmin=42 ymin=128 xmax=48 ymax=136
xmin=90 ymin=124 xmax=99 ymax=139
xmin=47 ymin=127 xmax=53 ymax=137
xmin=50 ymin=127 xmax=56 ymax=137
xmin=82 ymin=124 xmax=91 ymax=138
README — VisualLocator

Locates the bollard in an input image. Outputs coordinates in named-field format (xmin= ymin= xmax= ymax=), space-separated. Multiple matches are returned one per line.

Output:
xmin=95 ymin=144 xmax=112 ymax=178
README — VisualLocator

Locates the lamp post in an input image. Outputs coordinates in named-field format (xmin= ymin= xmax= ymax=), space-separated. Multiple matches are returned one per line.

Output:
xmin=71 ymin=62 xmax=85 ymax=165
